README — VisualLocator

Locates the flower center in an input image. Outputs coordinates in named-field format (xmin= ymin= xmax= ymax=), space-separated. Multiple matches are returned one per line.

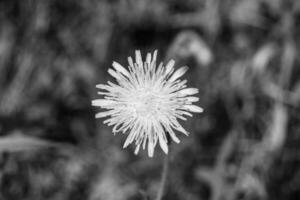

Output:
xmin=131 ymin=90 xmax=162 ymax=118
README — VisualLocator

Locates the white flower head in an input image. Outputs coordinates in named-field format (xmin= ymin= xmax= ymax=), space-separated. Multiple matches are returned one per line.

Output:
xmin=92 ymin=50 xmax=203 ymax=157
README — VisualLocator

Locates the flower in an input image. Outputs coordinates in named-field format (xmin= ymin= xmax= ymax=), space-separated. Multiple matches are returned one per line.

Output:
xmin=92 ymin=50 xmax=203 ymax=157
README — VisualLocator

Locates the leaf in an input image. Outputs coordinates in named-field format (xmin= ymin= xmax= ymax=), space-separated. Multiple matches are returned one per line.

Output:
xmin=0 ymin=134 xmax=56 ymax=153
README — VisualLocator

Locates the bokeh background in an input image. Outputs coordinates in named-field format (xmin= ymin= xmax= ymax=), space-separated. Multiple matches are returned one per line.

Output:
xmin=0 ymin=0 xmax=300 ymax=199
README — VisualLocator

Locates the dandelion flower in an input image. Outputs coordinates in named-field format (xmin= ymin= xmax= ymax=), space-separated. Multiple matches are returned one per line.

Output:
xmin=92 ymin=50 xmax=203 ymax=157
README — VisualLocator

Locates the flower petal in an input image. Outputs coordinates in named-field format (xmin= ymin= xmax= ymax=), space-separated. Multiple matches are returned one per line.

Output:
xmin=134 ymin=143 xmax=141 ymax=155
xmin=135 ymin=50 xmax=143 ymax=67
xmin=158 ymin=136 xmax=168 ymax=154
xmin=148 ymin=138 xmax=155 ymax=157
xmin=96 ymin=84 xmax=110 ymax=90
xmin=95 ymin=110 xmax=119 ymax=118
xmin=182 ymin=105 xmax=203 ymax=113
xmin=92 ymin=99 xmax=116 ymax=107
xmin=151 ymin=50 xmax=158 ymax=68
xmin=185 ymin=96 xmax=199 ymax=103
xmin=112 ymin=61 xmax=130 ymax=77
xmin=165 ymin=59 xmax=175 ymax=75
xmin=128 ymin=56 xmax=134 ymax=69
xmin=168 ymin=66 xmax=188 ymax=82
xmin=108 ymin=69 xmax=121 ymax=80
xmin=177 ymin=88 xmax=199 ymax=97
xmin=146 ymin=53 xmax=151 ymax=65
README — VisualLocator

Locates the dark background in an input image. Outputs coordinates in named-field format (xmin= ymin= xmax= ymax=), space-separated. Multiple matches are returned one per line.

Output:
xmin=0 ymin=0 xmax=300 ymax=199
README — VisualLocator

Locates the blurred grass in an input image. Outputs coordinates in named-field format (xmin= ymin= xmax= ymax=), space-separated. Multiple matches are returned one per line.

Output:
xmin=0 ymin=0 xmax=300 ymax=200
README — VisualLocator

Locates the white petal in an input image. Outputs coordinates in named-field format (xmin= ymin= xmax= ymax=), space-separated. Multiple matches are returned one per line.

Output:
xmin=168 ymin=66 xmax=188 ymax=82
xmin=185 ymin=97 xmax=199 ymax=103
xmin=112 ymin=61 xmax=130 ymax=77
xmin=177 ymin=110 xmax=193 ymax=117
xmin=146 ymin=53 xmax=151 ymax=65
xmin=108 ymin=69 xmax=121 ymax=80
xmin=96 ymin=84 xmax=111 ymax=90
xmin=148 ymin=139 xmax=154 ymax=157
xmin=128 ymin=56 xmax=134 ymax=68
xmin=177 ymin=126 xmax=189 ymax=136
xmin=123 ymin=132 xmax=134 ymax=148
xmin=169 ymin=132 xmax=180 ymax=143
xmin=163 ymin=125 xmax=180 ymax=143
xmin=159 ymin=139 xmax=168 ymax=154
xmin=92 ymin=99 xmax=116 ymax=107
xmin=151 ymin=50 xmax=158 ymax=68
xmin=123 ymin=123 xmax=139 ymax=148
xmin=165 ymin=59 xmax=175 ymax=75
xmin=135 ymin=50 xmax=143 ymax=66
xmin=134 ymin=144 xmax=141 ymax=155
xmin=177 ymin=88 xmax=199 ymax=97
xmin=95 ymin=110 xmax=118 ymax=118
xmin=170 ymin=118 xmax=189 ymax=136
xmin=159 ymin=115 xmax=180 ymax=143
xmin=97 ymin=91 xmax=110 ymax=95
xmin=182 ymin=105 xmax=203 ymax=113
xmin=157 ymin=131 xmax=168 ymax=154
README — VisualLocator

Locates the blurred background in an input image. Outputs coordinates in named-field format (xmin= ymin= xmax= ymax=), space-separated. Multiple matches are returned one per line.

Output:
xmin=0 ymin=0 xmax=300 ymax=199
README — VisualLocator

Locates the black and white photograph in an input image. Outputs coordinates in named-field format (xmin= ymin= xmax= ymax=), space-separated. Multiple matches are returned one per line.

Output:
xmin=0 ymin=0 xmax=299 ymax=200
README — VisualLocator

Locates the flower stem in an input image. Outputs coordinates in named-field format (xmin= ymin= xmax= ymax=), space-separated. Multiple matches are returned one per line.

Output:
xmin=155 ymin=151 xmax=170 ymax=200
